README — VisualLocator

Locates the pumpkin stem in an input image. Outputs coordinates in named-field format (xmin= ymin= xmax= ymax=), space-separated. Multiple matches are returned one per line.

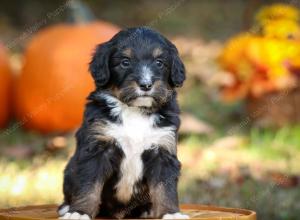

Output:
xmin=67 ymin=0 xmax=95 ymax=24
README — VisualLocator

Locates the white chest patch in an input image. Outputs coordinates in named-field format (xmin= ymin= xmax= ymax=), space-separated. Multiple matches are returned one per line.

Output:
xmin=102 ymin=97 xmax=176 ymax=203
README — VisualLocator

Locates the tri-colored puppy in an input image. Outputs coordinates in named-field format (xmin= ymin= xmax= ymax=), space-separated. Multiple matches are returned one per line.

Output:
xmin=58 ymin=27 xmax=188 ymax=220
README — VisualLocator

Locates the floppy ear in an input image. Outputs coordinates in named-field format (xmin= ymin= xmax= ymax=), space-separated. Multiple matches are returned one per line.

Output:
xmin=169 ymin=44 xmax=186 ymax=87
xmin=89 ymin=42 xmax=113 ymax=87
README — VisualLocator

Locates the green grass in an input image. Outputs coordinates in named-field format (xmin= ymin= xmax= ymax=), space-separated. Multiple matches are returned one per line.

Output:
xmin=181 ymin=125 xmax=300 ymax=161
xmin=247 ymin=126 xmax=300 ymax=160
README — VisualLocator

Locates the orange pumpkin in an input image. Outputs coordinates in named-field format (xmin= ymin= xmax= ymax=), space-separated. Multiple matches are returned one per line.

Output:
xmin=0 ymin=44 xmax=12 ymax=128
xmin=15 ymin=22 xmax=119 ymax=133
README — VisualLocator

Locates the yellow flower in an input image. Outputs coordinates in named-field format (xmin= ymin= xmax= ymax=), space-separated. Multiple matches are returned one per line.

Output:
xmin=246 ymin=38 xmax=299 ymax=78
xmin=219 ymin=33 xmax=253 ymax=73
xmin=219 ymin=4 xmax=300 ymax=101
xmin=262 ymin=20 xmax=300 ymax=40
xmin=256 ymin=3 xmax=300 ymax=25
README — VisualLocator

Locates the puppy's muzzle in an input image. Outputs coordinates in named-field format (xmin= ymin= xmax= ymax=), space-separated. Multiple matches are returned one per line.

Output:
xmin=138 ymin=79 xmax=153 ymax=92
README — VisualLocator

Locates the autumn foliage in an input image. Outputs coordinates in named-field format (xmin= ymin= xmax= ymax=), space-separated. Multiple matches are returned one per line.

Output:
xmin=219 ymin=4 xmax=300 ymax=101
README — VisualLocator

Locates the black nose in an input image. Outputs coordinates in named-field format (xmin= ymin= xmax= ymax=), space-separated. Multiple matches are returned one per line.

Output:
xmin=139 ymin=82 xmax=153 ymax=91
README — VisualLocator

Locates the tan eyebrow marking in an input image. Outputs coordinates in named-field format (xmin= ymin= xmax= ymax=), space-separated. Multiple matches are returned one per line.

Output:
xmin=153 ymin=47 xmax=163 ymax=57
xmin=122 ymin=48 xmax=132 ymax=57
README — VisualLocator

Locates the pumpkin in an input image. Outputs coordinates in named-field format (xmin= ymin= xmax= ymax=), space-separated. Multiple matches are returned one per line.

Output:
xmin=15 ymin=22 xmax=119 ymax=133
xmin=0 ymin=44 xmax=12 ymax=128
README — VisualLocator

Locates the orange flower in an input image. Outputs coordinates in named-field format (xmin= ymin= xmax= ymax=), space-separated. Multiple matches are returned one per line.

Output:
xmin=219 ymin=4 xmax=300 ymax=101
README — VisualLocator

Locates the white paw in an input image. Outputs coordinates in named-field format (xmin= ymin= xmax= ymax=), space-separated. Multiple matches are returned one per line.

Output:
xmin=58 ymin=205 xmax=70 ymax=216
xmin=140 ymin=211 xmax=149 ymax=218
xmin=163 ymin=212 xmax=190 ymax=219
xmin=59 ymin=212 xmax=91 ymax=220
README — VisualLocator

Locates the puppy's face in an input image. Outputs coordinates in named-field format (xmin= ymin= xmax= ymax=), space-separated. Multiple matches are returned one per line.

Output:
xmin=109 ymin=43 xmax=172 ymax=108
xmin=89 ymin=27 xmax=185 ymax=108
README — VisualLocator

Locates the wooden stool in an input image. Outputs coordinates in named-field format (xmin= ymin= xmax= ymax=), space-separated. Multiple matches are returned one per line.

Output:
xmin=0 ymin=204 xmax=256 ymax=220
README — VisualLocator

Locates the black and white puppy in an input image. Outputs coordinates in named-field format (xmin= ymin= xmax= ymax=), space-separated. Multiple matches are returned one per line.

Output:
xmin=58 ymin=27 xmax=188 ymax=220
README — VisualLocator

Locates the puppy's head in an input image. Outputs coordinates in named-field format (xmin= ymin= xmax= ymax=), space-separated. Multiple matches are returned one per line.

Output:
xmin=89 ymin=27 xmax=185 ymax=108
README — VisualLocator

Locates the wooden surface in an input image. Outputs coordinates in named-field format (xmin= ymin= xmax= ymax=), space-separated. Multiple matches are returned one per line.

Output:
xmin=0 ymin=204 xmax=256 ymax=220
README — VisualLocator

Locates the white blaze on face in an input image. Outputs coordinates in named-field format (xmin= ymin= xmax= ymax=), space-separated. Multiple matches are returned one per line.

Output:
xmin=133 ymin=65 xmax=154 ymax=107
xmin=142 ymin=66 xmax=153 ymax=83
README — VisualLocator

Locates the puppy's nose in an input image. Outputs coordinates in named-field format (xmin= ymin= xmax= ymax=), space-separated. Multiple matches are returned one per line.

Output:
xmin=139 ymin=82 xmax=153 ymax=91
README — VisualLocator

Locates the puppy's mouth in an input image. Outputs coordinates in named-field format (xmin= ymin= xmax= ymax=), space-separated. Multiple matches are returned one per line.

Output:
xmin=117 ymin=81 xmax=171 ymax=108
xmin=117 ymin=86 xmax=155 ymax=108
xmin=130 ymin=96 xmax=154 ymax=108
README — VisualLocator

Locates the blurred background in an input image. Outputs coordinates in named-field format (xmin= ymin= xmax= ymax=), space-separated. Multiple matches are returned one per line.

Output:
xmin=0 ymin=0 xmax=300 ymax=219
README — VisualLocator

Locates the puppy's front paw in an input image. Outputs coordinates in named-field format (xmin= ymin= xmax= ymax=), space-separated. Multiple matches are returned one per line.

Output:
xmin=59 ymin=212 xmax=91 ymax=220
xmin=58 ymin=205 xmax=70 ymax=216
xmin=163 ymin=212 xmax=190 ymax=219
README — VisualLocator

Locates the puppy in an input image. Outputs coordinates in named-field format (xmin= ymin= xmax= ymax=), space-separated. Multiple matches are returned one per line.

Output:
xmin=58 ymin=27 xmax=188 ymax=220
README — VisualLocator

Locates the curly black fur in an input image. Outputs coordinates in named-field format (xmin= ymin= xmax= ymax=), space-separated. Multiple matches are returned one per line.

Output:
xmin=59 ymin=27 xmax=186 ymax=219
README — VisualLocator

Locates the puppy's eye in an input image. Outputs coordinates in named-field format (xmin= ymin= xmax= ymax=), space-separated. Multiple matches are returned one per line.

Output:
xmin=121 ymin=58 xmax=131 ymax=68
xmin=155 ymin=59 xmax=164 ymax=68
